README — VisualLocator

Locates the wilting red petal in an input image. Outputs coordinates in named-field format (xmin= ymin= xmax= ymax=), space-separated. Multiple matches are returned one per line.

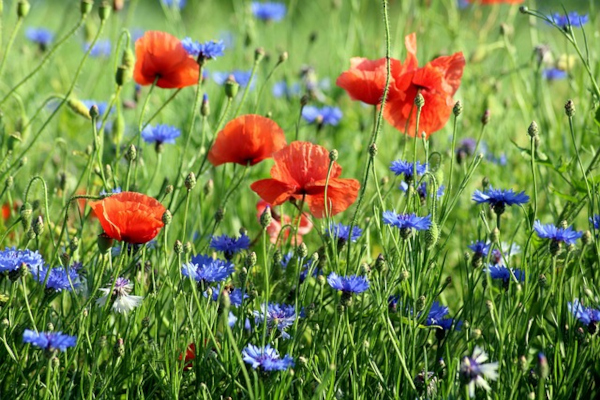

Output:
xmin=89 ymin=192 xmax=166 ymax=244
xmin=133 ymin=31 xmax=199 ymax=89
xmin=208 ymin=115 xmax=287 ymax=166
xmin=250 ymin=142 xmax=359 ymax=218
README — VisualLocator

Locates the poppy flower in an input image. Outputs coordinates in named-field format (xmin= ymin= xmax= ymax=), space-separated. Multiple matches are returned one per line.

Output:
xmin=256 ymin=200 xmax=312 ymax=244
xmin=179 ymin=343 xmax=196 ymax=370
xmin=336 ymin=57 xmax=402 ymax=105
xmin=383 ymin=33 xmax=465 ymax=138
xmin=208 ymin=114 xmax=287 ymax=167
xmin=89 ymin=192 xmax=166 ymax=244
xmin=133 ymin=31 xmax=199 ymax=89
xmin=250 ymin=141 xmax=360 ymax=218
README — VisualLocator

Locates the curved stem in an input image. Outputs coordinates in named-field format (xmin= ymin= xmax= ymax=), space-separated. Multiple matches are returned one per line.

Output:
xmin=0 ymin=16 xmax=23 ymax=79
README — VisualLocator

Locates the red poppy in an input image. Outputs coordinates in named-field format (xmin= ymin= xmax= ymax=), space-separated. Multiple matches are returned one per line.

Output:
xmin=89 ymin=192 xmax=166 ymax=244
xmin=336 ymin=57 xmax=403 ymax=105
xmin=383 ymin=33 xmax=465 ymax=138
xmin=250 ymin=141 xmax=360 ymax=218
xmin=179 ymin=343 xmax=196 ymax=371
xmin=2 ymin=202 xmax=14 ymax=220
xmin=133 ymin=31 xmax=199 ymax=89
xmin=256 ymin=200 xmax=313 ymax=245
xmin=208 ymin=115 xmax=287 ymax=167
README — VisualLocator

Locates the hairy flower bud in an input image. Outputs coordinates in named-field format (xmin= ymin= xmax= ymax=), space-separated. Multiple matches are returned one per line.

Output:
xmin=564 ymin=99 xmax=575 ymax=117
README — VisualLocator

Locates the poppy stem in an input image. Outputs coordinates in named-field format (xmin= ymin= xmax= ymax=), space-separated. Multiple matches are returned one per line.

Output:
xmin=132 ymin=77 xmax=158 ymax=190
xmin=233 ymin=55 xmax=263 ymax=117
xmin=0 ymin=15 xmax=24 ymax=80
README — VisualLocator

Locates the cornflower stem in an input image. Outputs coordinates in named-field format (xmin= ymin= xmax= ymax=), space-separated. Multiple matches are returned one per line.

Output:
xmin=254 ymin=59 xmax=284 ymax=114
xmin=43 ymin=357 xmax=53 ymax=400
xmin=0 ymin=15 xmax=86 ymax=106
xmin=234 ymin=56 xmax=263 ymax=116
xmin=181 ymin=190 xmax=191 ymax=242
xmin=133 ymin=78 xmax=158 ymax=189
xmin=91 ymin=115 xmax=108 ymax=189
xmin=530 ymin=136 xmax=538 ymax=224
xmin=295 ymin=103 xmax=305 ymax=141
xmin=23 ymin=176 xmax=56 ymax=253
xmin=0 ymin=20 xmax=106 ymax=180
xmin=567 ymin=114 xmax=593 ymax=203
xmin=323 ymin=158 xmax=335 ymax=220
xmin=146 ymin=152 xmax=162 ymax=192
xmin=346 ymin=0 xmax=392 ymax=266
xmin=261 ymin=231 xmax=269 ymax=349
xmin=0 ymin=15 xmax=23 ymax=79
xmin=446 ymin=112 xmax=459 ymax=199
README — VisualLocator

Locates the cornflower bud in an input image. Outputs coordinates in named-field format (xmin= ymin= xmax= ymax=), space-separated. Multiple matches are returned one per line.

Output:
xmin=414 ymin=93 xmax=425 ymax=109
xmin=174 ymin=240 xmax=183 ymax=254
xmin=453 ymin=100 xmax=463 ymax=117
xmin=564 ymin=99 xmax=575 ymax=117
xmin=481 ymin=109 xmax=491 ymax=125
xmin=162 ymin=210 xmax=172 ymax=225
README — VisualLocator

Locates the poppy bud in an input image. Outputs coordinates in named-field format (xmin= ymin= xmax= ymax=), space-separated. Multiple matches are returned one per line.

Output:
xmin=125 ymin=144 xmax=137 ymax=162
xmin=68 ymin=98 xmax=92 ymax=119
xmin=481 ymin=109 xmax=491 ymax=125
xmin=17 ymin=1 xmax=30 ymax=18
xmin=329 ymin=149 xmax=338 ymax=162
xmin=7 ymin=132 xmax=22 ymax=151
xmin=224 ymin=76 xmax=239 ymax=98
xmin=415 ymin=295 xmax=426 ymax=312
xmin=115 ymin=65 xmax=130 ymax=86
xmin=32 ymin=216 xmax=43 ymax=235
xmin=26 ymin=228 xmax=36 ymax=241
xmin=564 ymin=99 xmax=575 ymax=117
xmin=174 ymin=240 xmax=183 ymax=254
xmin=81 ymin=0 xmax=93 ymax=16
xmin=97 ymin=233 xmax=114 ymax=253
xmin=453 ymin=101 xmax=462 ymax=117
xmin=414 ymin=93 xmax=425 ymax=109
xmin=201 ymin=94 xmax=210 ymax=116
xmin=99 ymin=1 xmax=111 ymax=21
xmin=20 ymin=202 xmax=32 ymax=230
xmin=185 ymin=172 xmax=196 ymax=191
xmin=162 ymin=210 xmax=172 ymax=225
xmin=122 ymin=48 xmax=135 ymax=69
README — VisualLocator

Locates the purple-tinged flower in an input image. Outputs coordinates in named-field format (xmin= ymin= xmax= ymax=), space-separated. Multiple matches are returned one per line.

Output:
xmin=181 ymin=38 xmax=225 ymax=60
xmin=325 ymin=223 xmax=362 ymax=243
xmin=302 ymin=106 xmax=342 ymax=127
xmin=210 ymin=234 xmax=251 ymax=259
xmin=182 ymin=255 xmax=235 ymax=283
xmin=251 ymin=2 xmax=287 ymax=22
xmin=141 ymin=124 xmax=181 ymax=145
xmin=472 ymin=186 xmax=529 ymax=214
xmin=242 ymin=344 xmax=294 ymax=371
xmin=96 ymin=277 xmax=143 ymax=314
xmin=212 ymin=70 xmax=254 ymax=89
xmin=388 ymin=295 xmax=400 ymax=312
xmin=382 ymin=211 xmax=431 ymax=231
xmin=399 ymin=182 xmax=445 ymax=199
xmin=0 ymin=247 xmax=44 ymax=274
xmin=423 ymin=301 xmax=456 ymax=331
xmin=548 ymin=12 xmax=589 ymax=29
xmin=460 ymin=346 xmax=499 ymax=398
xmin=487 ymin=265 xmax=525 ymax=284
xmin=389 ymin=160 xmax=427 ymax=179
xmin=84 ymin=39 xmax=111 ymax=57
xmin=543 ymin=68 xmax=568 ymax=80
xmin=468 ymin=241 xmax=490 ymax=258
xmin=25 ymin=28 xmax=53 ymax=50
xmin=327 ymin=272 xmax=369 ymax=294
xmin=590 ymin=215 xmax=600 ymax=230
xmin=568 ymin=299 xmax=600 ymax=331
xmin=30 ymin=265 xmax=80 ymax=292
xmin=205 ymin=284 xmax=248 ymax=307
xmin=23 ymin=329 xmax=77 ymax=352
xmin=533 ymin=221 xmax=583 ymax=246
xmin=254 ymin=303 xmax=299 ymax=339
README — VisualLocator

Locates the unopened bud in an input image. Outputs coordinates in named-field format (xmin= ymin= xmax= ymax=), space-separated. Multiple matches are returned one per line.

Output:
xmin=414 ymin=93 xmax=425 ymax=109
xmin=528 ymin=121 xmax=539 ymax=138
xmin=415 ymin=295 xmax=426 ymax=312
xmin=32 ymin=215 xmax=44 ymax=235
xmin=115 ymin=65 xmax=130 ymax=86
xmin=245 ymin=252 xmax=257 ymax=268
xmin=17 ymin=1 xmax=30 ymax=18
xmin=174 ymin=240 xmax=183 ymax=254
xmin=254 ymin=47 xmax=265 ymax=62
xmin=296 ymin=242 xmax=308 ymax=258
xmin=162 ymin=210 xmax=172 ymax=225
xmin=99 ymin=1 xmax=111 ymax=21
xmin=260 ymin=207 xmax=272 ymax=229
xmin=481 ymin=109 xmax=491 ymax=125
xmin=329 ymin=149 xmax=338 ymax=162
xmin=565 ymin=99 xmax=575 ymax=117
xmin=125 ymin=144 xmax=137 ymax=162
xmin=69 ymin=237 xmax=79 ymax=252
xmin=113 ymin=338 xmax=125 ymax=358
xmin=369 ymin=143 xmax=378 ymax=157
xmin=490 ymin=228 xmax=500 ymax=244
xmin=201 ymin=93 xmax=210 ymax=116
xmin=68 ymin=98 xmax=91 ymax=119
xmin=20 ymin=202 xmax=33 ymax=230
xmin=453 ymin=101 xmax=463 ymax=117
xmin=184 ymin=242 xmax=192 ymax=254
xmin=165 ymin=184 xmax=174 ymax=195
xmin=224 ymin=76 xmax=240 ymax=98
xmin=80 ymin=0 xmax=93 ymax=16
xmin=537 ymin=353 xmax=549 ymax=379
xmin=425 ymin=222 xmax=439 ymax=249
xmin=278 ymin=51 xmax=288 ymax=64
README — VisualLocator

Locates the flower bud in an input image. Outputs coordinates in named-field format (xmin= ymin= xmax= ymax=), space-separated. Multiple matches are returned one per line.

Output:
xmin=32 ymin=215 xmax=44 ymax=235
xmin=174 ymin=240 xmax=183 ymax=254
xmin=114 ymin=337 xmax=125 ymax=358
xmin=329 ymin=149 xmax=338 ymax=162
xmin=245 ymin=252 xmax=257 ymax=269
xmin=481 ymin=109 xmax=491 ymax=125
xmin=414 ymin=93 xmax=425 ymax=109
xmin=490 ymin=228 xmax=500 ymax=244
xmin=224 ymin=76 xmax=239 ymax=98
xmin=115 ymin=65 xmax=130 ymax=86
xmin=68 ymin=98 xmax=92 ymax=119
xmin=165 ymin=184 xmax=174 ymax=195
xmin=425 ymin=222 xmax=439 ymax=249
xmin=399 ymin=270 xmax=410 ymax=282
xmin=278 ymin=51 xmax=288 ymax=64
xmin=296 ymin=242 xmax=308 ymax=258
xmin=162 ymin=210 xmax=172 ymax=225
xmin=564 ymin=99 xmax=575 ymax=117
xmin=528 ymin=121 xmax=539 ymax=138
xmin=415 ymin=295 xmax=426 ymax=312
xmin=20 ymin=202 xmax=33 ymax=231
xmin=369 ymin=143 xmax=378 ymax=157
xmin=69 ymin=237 xmax=79 ymax=252
xmin=201 ymin=93 xmax=210 ymax=117
xmin=453 ymin=101 xmax=462 ymax=117
xmin=81 ymin=0 xmax=93 ymax=16
xmin=185 ymin=172 xmax=196 ymax=191
xmin=260 ymin=206 xmax=272 ymax=229
xmin=214 ymin=208 xmax=225 ymax=223
xmin=254 ymin=47 xmax=265 ymax=63
xmin=99 ymin=1 xmax=111 ymax=21
xmin=537 ymin=353 xmax=549 ymax=379
xmin=184 ymin=242 xmax=193 ymax=254
xmin=97 ymin=233 xmax=114 ymax=253
xmin=125 ymin=144 xmax=137 ymax=162
xmin=17 ymin=1 xmax=30 ymax=18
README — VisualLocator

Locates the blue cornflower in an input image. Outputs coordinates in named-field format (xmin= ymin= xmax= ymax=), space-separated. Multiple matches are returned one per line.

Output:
xmin=468 ymin=241 xmax=490 ymax=258
xmin=388 ymin=295 xmax=400 ymax=312
xmin=0 ymin=247 xmax=44 ymax=274
xmin=399 ymin=182 xmax=445 ymax=199
xmin=486 ymin=153 xmax=507 ymax=166
xmin=472 ymin=186 xmax=529 ymax=214
xmin=487 ymin=265 xmax=525 ymax=284
xmin=325 ymin=223 xmax=362 ymax=243
xmin=251 ymin=2 xmax=287 ymax=22
xmin=99 ymin=187 xmax=122 ymax=196
xmin=210 ymin=234 xmax=251 ymax=259
xmin=181 ymin=38 xmax=225 ymax=60
xmin=84 ymin=39 xmax=111 ymax=57
xmin=30 ymin=265 xmax=80 ymax=292
xmin=242 ymin=344 xmax=294 ymax=371
xmin=389 ymin=160 xmax=427 ymax=179
xmin=141 ymin=124 xmax=181 ymax=145
xmin=272 ymin=81 xmax=301 ymax=98
xmin=254 ymin=303 xmax=299 ymax=339
xmin=212 ymin=70 xmax=254 ymax=89
xmin=182 ymin=255 xmax=235 ymax=283
xmin=162 ymin=0 xmax=186 ymax=8
xmin=568 ymin=299 xmax=600 ymax=328
xmin=382 ymin=211 xmax=432 ymax=231
xmin=302 ymin=106 xmax=343 ymax=127
xmin=533 ymin=221 xmax=583 ymax=246
xmin=25 ymin=28 xmax=53 ymax=49
xmin=327 ymin=272 xmax=369 ymax=294
xmin=23 ymin=329 xmax=77 ymax=352
xmin=423 ymin=301 xmax=456 ymax=331
xmin=205 ymin=284 xmax=248 ymax=307
xmin=548 ymin=12 xmax=589 ymax=29
xmin=589 ymin=215 xmax=600 ymax=230
xmin=543 ymin=68 xmax=568 ymax=81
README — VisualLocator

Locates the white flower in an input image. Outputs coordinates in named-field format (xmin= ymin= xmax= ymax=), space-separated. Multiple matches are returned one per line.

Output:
xmin=460 ymin=346 xmax=499 ymax=398
xmin=96 ymin=277 xmax=143 ymax=314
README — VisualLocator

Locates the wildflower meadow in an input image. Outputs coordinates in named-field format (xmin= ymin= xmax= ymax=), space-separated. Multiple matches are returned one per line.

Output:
xmin=1 ymin=0 xmax=600 ymax=398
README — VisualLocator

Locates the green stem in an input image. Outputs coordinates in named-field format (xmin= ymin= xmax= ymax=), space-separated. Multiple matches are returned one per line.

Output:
xmin=0 ymin=16 xmax=23 ymax=79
